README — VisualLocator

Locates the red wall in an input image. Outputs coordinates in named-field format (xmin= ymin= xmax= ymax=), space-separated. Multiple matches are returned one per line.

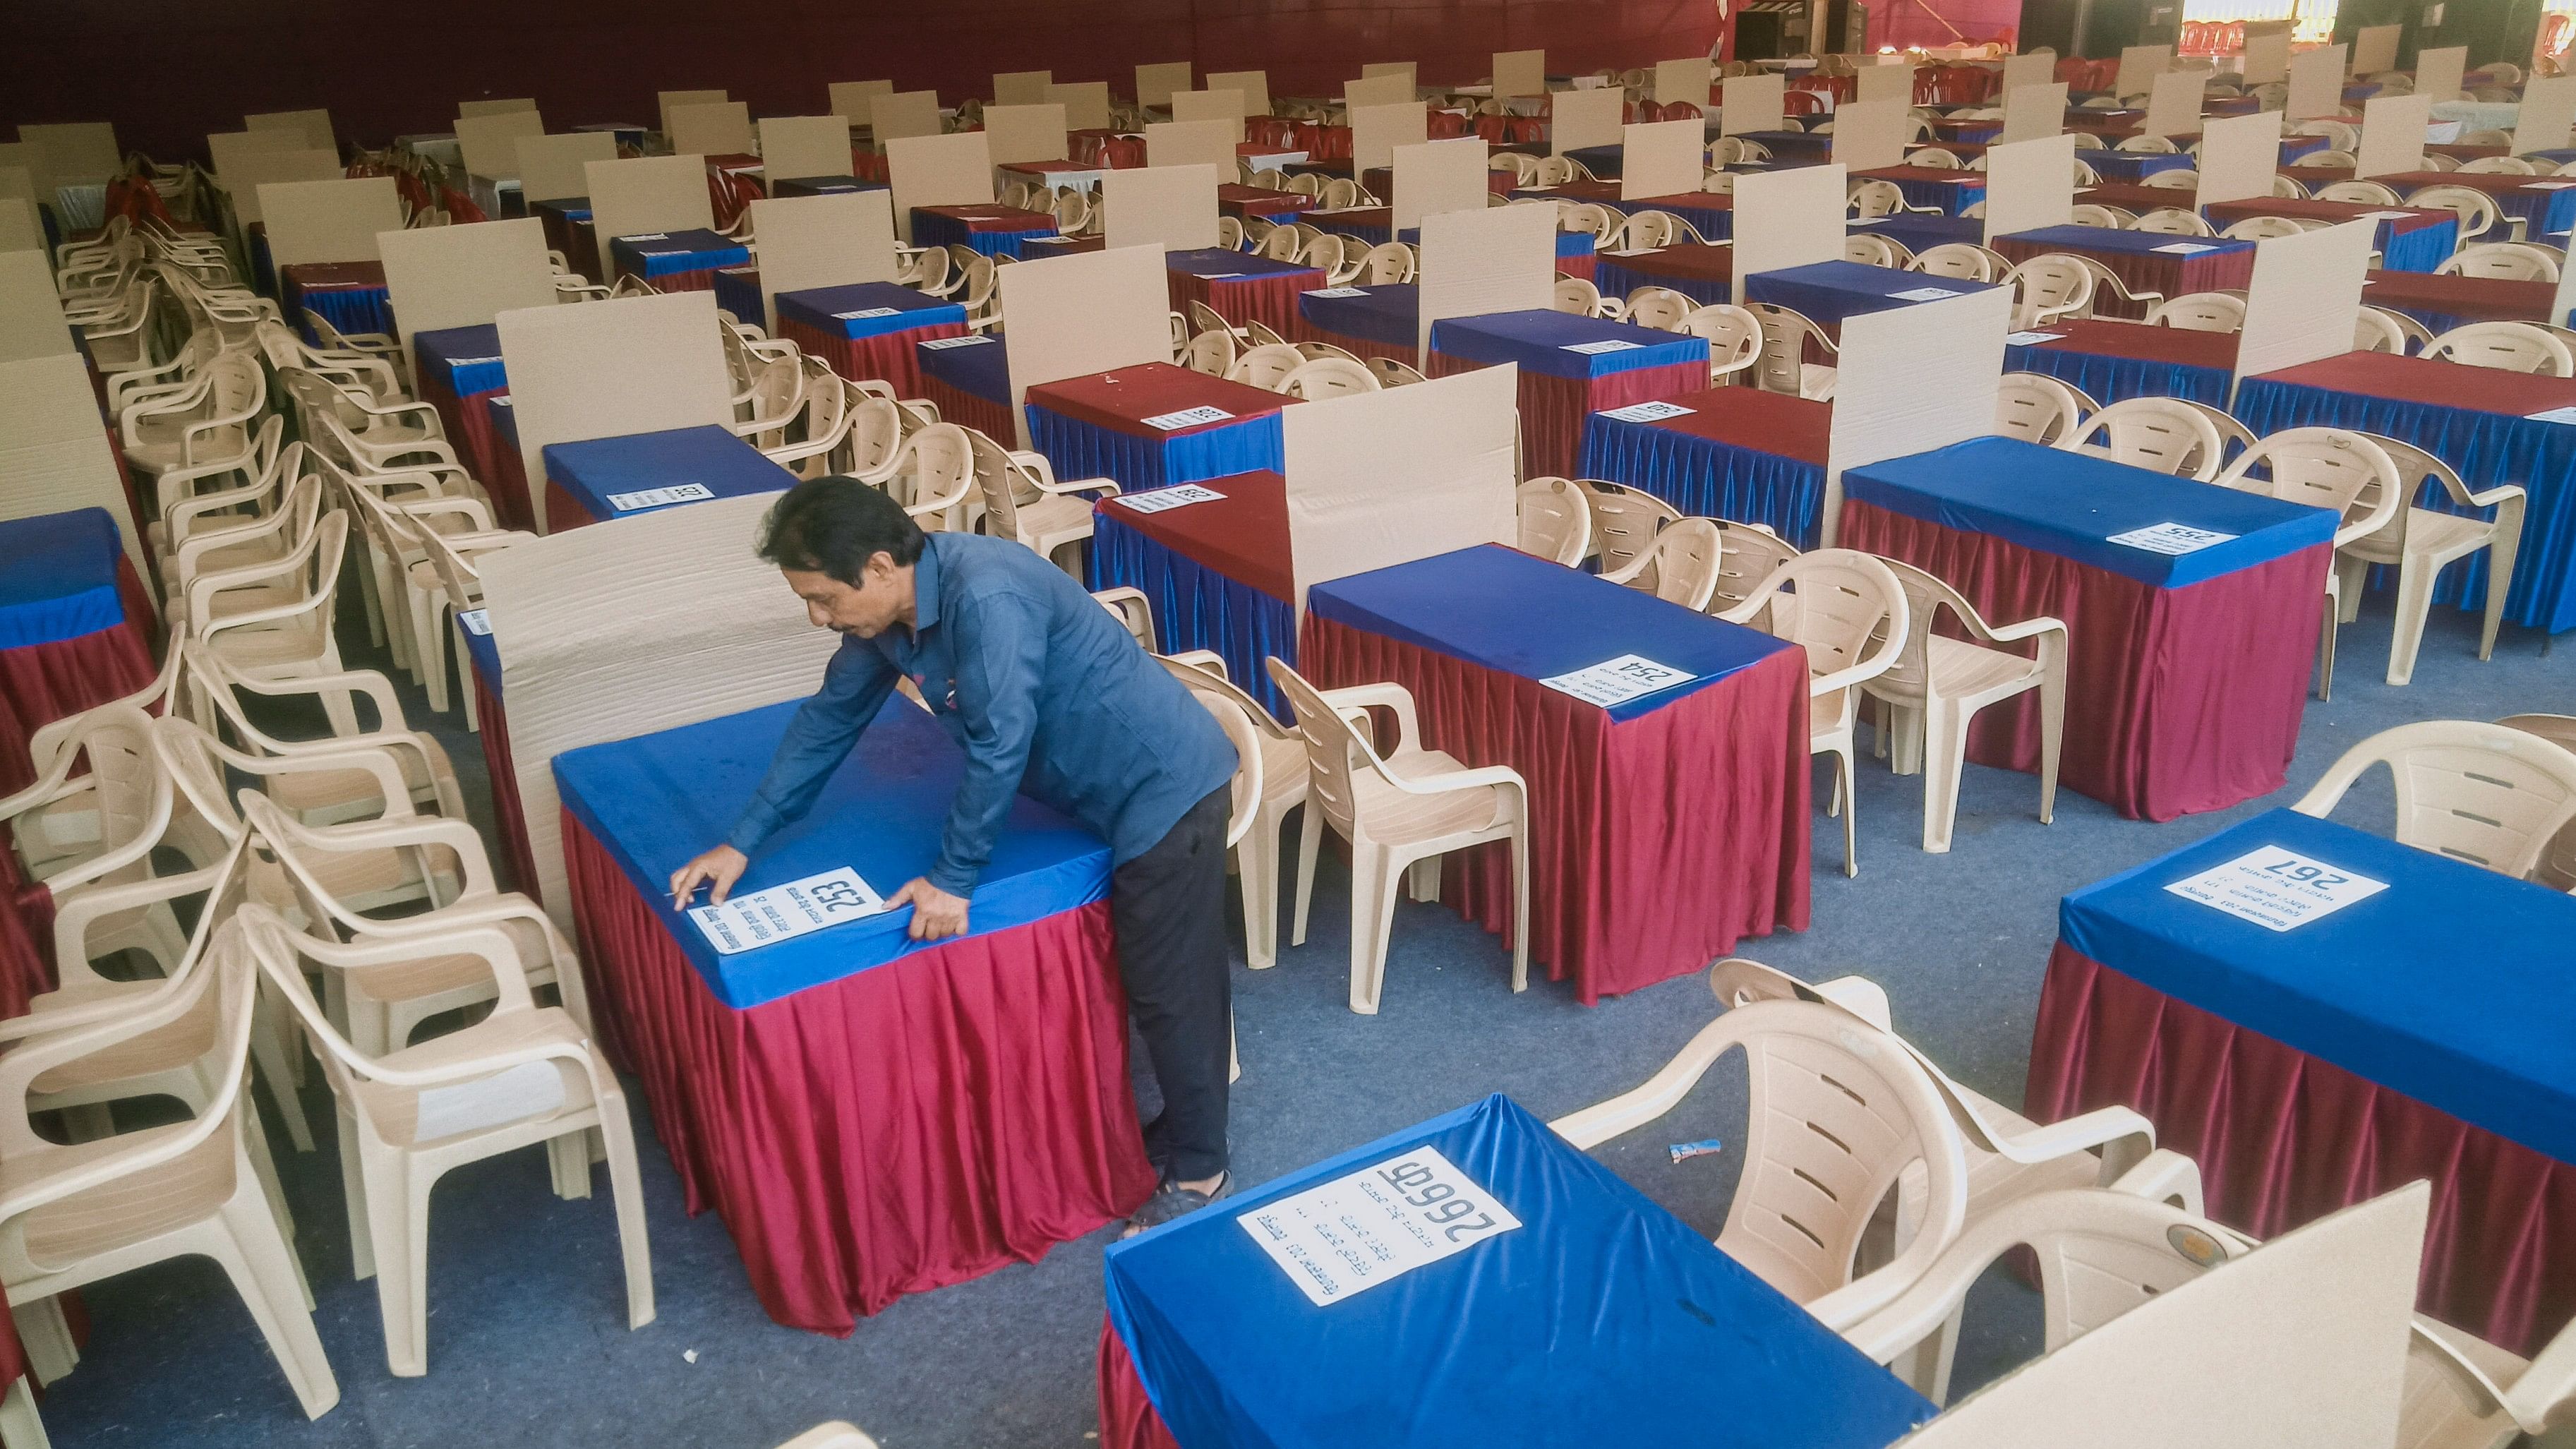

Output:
xmin=1 ymin=0 xmax=1721 ymax=162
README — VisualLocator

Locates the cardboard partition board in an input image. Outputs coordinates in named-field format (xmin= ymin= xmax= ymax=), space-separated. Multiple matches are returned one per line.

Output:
xmin=459 ymin=97 xmax=539 ymax=117
xmin=494 ymin=289 xmax=733 ymax=533
xmin=1830 ymin=100 xmax=1910 ymax=172
xmin=378 ymin=215 xmax=558 ymax=358
xmin=885 ymin=132 xmax=995 ymax=243
xmin=1346 ymin=74 xmax=1416 ymax=112
xmin=19 ymin=122 xmax=120 ymax=186
xmin=585 ymin=155 xmax=716 ymax=248
xmin=1620 ymin=119 xmax=1704 ymax=200
xmin=1282 ymin=365 xmax=1519 ymax=610
xmin=0 ymin=352 xmax=148 ymax=579
xmin=246 ymin=109 xmax=334 ymax=151
xmin=1722 ymin=74 xmax=1787 ymax=138
xmin=1363 ymin=62 xmax=1418 ymax=86
xmin=1390 ymin=138 xmax=1490 ymax=234
xmin=2000 ymin=83 xmax=2070 ymax=143
xmin=1982 ymin=133 xmax=2076 ymax=244
xmin=0 ymin=150 xmax=48 ymax=216
xmin=870 ymin=91 xmax=944 ymax=148
xmin=457 ymin=110 xmax=545 ymax=179
xmin=2000 ymin=52 xmax=2056 ymax=92
xmin=0 ymin=168 xmax=28 ymax=205
xmin=1552 ymin=88 xmax=1626 ymax=155
xmin=669 ymin=101 xmax=754 ymax=159
xmin=1138 ymin=62 xmax=1195 ymax=109
xmin=1050 ymin=82 xmax=1114 ymax=132
xmin=1493 ymin=50 xmax=1548 ymax=99
xmin=994 ymin=71 xmax=1054 ymax=107
xmin=1102 ymin=165 xmax=1220 ymax=253
xmin=1169 ymin=90 xmax=1249 ymax=140
xmin=2115 ymin=45 xmax=2173 ymax=98
xmin=747 ymin=191 xmax=901 ymax=330
xmin=760 ymin=117 xmax=858 ymax=184
xmin=1823 ymin=286 xmax=2012 ymax=546
xmin=2241 ymin=27 xmax=2292 ymax=87
xmin=983 ymin=104 xmax=1069 ymax=167
xmin=2357 ymin=94 xmax=2432 ymax=177
xmin=0 ymin=251 xmax=75 ymax=363
xmin=1655 ymin=59 xmax=1714 ymax=107
xmin=2415 ymin=47 xmax=2469 ymax=102
xmin=2515 ymin=76 xmax=2576 ymax=156
xmin=2144 ymin=71 xmax=2208 ymax=137
xmin=0 ymin=202 xmax=37 ymax=255
xmin=206 ymin=128 xmax=296 ymax=180
xmin=1350 ymin=102 xmax=1429 ymax=176
xmin=1205 ymin=71 xmax=1272 ymax=118
xmin=1415 ymin=202 xmax=1557 ymax=360
xmin=829 ymin=80 xmax=896 ymax=123
xmin=996 ymin=244 xmax=1172 ymax=446
xmin=2548 ymin=241 xmax=2576 ymax=346
xmin=657 ymin=90 xmax=728 ymax=138
xmin=1147 ymin=120 xmax=1241 ymax=172
xmin=259 ymin=176 xmax=402 ymax=267
xmin=2287 ymin=46 xmax=2347 ymax=121
xmin=1855 ymin=64 xmax=1916 ymax=103
xmin=517 ymin=133 xmax=618 ymax=203
xmin=1733 ymin=164 xmax=1846 ymax=281
xmin=2235 ymin=219 xmax=2375 ymax=385
xmin=219 ymin=148 xmax=341 ymax=225
xmin=2195 ymin=109 xmax=2283 ymax=208
xmin=2350 ymin=25 xmax=2402 ymax=75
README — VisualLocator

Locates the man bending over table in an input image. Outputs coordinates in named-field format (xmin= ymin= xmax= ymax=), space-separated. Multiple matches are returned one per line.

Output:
xmin=668 ymin=479 xmax=1241 ymax=1232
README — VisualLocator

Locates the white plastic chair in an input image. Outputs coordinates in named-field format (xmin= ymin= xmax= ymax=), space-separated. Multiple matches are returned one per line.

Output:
xmin=1994 ymin=373 xmax=2088 ymax=445
xmin=2405 ymin=185 xmax=2506 ymax=242
xmin=1745 ymin=302 xmax=1839 ymax=398
xmin=1156 ymin=654 xmax=1306 ymax=969
xmin=2357 ymin=305 xmax=2433 ymax=354
xmin=1279 ymin=356 xmax=1380 ymax=399
xmin=2438 ymin=242 xmax=2561 ymax=281
xmin=2062 ymin=397 xmax=2225 ymax=480
xmin=1913 ymin=243 xmax=2004 ymax=282
xmin=2133 ymin=205 xmax=2217 ymax=237
xmin=774 ymin=1426 xmax=882 ymax=1449
xmin=2332 ymin=434 xmax=2524 ymax=687
xmin=2213 ymin=428 xmax=2402 ymax=699
xmin=2425 ymin=321 xmax=2573 ymax=375
xmin=1225 ymin=342 xmax=1306 ymax=390
xmin=1515 ymin=476 xmax=1591 ymax=565
xmin=1602 ymin=516 xmax=1722 ymax=609
xmin=1621 ymin=286 xmax=1699 ymax=331
xmin=965 ymin=429 xmax=1118 ymax=575
xmin=2004 ymin=254 xmax=2095 ymax=330
xmin=1862 ymin=558 xmax=2066 ymax=853
xmin=2292 ymin=720 xmax=2576 ymax=881
xmin=2144 ymin=291 xmax=2247 ymax=331
xmin=1675 ymin=303 xmax=1764 ymax=385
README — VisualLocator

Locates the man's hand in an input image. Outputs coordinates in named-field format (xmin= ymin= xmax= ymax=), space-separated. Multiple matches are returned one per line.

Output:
xmin=889 ymin=877 xmax=970 ymax=940
xmin=669 ymin=845 xmax=749 ymax=908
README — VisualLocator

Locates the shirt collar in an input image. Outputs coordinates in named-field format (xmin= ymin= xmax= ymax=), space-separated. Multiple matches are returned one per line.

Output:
xmin=907 ymin=534 xmax=946 ymax=635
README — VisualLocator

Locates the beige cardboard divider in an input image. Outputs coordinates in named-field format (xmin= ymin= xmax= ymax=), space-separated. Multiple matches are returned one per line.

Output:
xmin=1147 ymin=120 xmax=1240 ymax=172
xmin=247 ymin=109 xmax=335 ymax=151
xmin=2357 ymin=94 xmax=2432 ymax=177
xmin=457 ymin=111 xmax=545 ymax=179
xmin=0 ymin=203 xmax=37 ymax=255
xmin=2241 ymin=25 xmax=2293 ymax=86
xmin=1346 ymin=74 xmax=1414 ymax=111
xmin=378 ymin=216 xmax=558 ymax=359
xmin=1137 ymin=63 xmax=1195 ymax=109
xmin=207 ymin=128 xmax=296 ymax=179
xmin=1822 ymin=286 xmax=2011 ymax=548
xmin=1889 ymin=1186 xmax=2427 ymax=1449
xmin=20 ymin=122 xmax=120 ymax=185
xmin=2234 ymin=219 xmax=2373 ymax=391
xmin=1282 ymin=366 xmax=1518 ymax=611
xmin=1416 ymin=203 xmax=1556 ymax=361
xmin=220 ymin=149 xmax=341 ymax=226
xmin=886 ymin=133 xmax=996 ymax=243
xmin=1831 ymin=100 xmax=1910 ymax=172
xmin=1050 ymin=82 xmax=1114 ymax=133
xmin=1351 ymin=102 xmax=1429 ymax=176
xmin=1493 ymin=49 xmax=1547 ymax=99
xmin=1982 ymin=134 xmax=2076 ymax=244
xmin=1999 ymin=52 xmax=2055 ymax=92
xmin=2349 ymin=25 xmax=2402 ymax=75
xmin=1722 ymin=74 xmax=1786 ymax=137
xmin=586 ymin=155 xmax=716 ymax=248
xmin=0 ymin=169 xmax=30 ymax=206
xmin=459 ymin=98 xmax=538 ymax=118
xmin=1620 ymin=119 xmax=1703 ymax=201
xmin=1169 ymin=90 xmax=1249 ymax=140
xmin=260 ymin=177 xmax=402 ymax=267
xmin=1391 ymin=138 xmax=1489 ymax=234
xmin=2286 ymin=45 xmax=2347 ymax=121
xmin=1855 ymin=64 xmax=1915 ymax=103
xmin=2415 ymin=46 xmax=2469 ymax=102
xmin=2114 ymin=44 xmax=2172 ymax=98
xmin=984 ymin=104 xmax=1069 ymax=166
xmin=1999 ymin=83 xmax=2069 ymax=144
xmin=517 ymin=133 xmax=618 ymax=203
xmin=994 ymin=71 xmax=1054 ymax=107
xmin=747 ymin=191 xmax=901 ymax=330
xmin=870 ymin=92 xmax=944 ymax=148
xmin=0 ymin=251 xmax=75 ymax=362
xmin=0 ymin=150 xmax=50 ymax=220
xmin=760 ymin=116 xmax=857 ymax=183
xmin=2195 ymin=110 xmax=2282 ymax=208
xmin=670 ymin=102 xmax=754 ymax=158
xmin=997 ymin=244 xmax=1172 ymax=447
xmin=1552 ymin=89 xmax=1626 ymax=156
xmin=1102 ymin=165 xmax=1220 ymax=253
xmin=1655 ymin=59 xmax=1714 ymax=107
xmin=1206 ymin=71 xmax=1272 ymax=118
xmin=2515 ymin=76 xmax=2576 ymax=155
xmin=2548 ymin=248 xmax=2576 ymax=345
xmin=0 ymin=352 xmax=148 ymax=580
xmin=1363 ymin=62 xmax=1418 ymax=86
xmin=495 ymin=290 xmax=733 ymax=534
xmin=2143 ymin=71 xmax=2207 ymax=137
xmin=480 ymin=492 xmax=843 ymax=931
xmin=657 ymin=90 xmax=728 ymax=138
xmin=829 ymin=80 xmax=895 ymax=122
xmin=1733 ymin=163 xmax=1846 ymax=282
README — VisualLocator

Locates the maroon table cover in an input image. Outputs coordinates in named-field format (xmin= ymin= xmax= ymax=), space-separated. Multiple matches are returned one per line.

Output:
xmin=1097 ymin=1315 xmax=1182 ymax=1449
xmin=469 ymin=664 xmax=541 ymax=901
xmin=1169 ymin=265 xmax=1323 ymax=336
xmin=2359 ymin=267 xmax=2560 ymax=326
xmin=918 ymin=378 xmax=1016 ymax=441
xmin=1423 ymin=349 xmax=1707 ymax=482
xmin=0 ymin=557 xmax=158 ymax=799
xmin=1990 ymin=233 xmax=2256 ymax=319
xmin=478 ymin=396 xmax=539 ymax=536
xmin=777 ymin=315 xmax=968 ymax=397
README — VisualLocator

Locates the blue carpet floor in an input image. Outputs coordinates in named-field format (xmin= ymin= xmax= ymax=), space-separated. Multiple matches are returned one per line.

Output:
xmin=31 ymin=580 xmax=2568 ymax=1448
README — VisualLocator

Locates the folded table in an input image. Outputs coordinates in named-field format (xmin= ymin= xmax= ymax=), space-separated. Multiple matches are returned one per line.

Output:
xmin=1025 ymin=364 xmax=1291 ymax=493
xmin=1577 ymin=386 xmax=1834 ymax=545
xmin=538 ymin=424 xmax=796 ymax=531
xmin=1425 ymin=310 xmax=1709 ymax=479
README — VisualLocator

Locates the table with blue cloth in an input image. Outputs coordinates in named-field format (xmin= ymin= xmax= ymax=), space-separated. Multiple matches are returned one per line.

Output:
xmin=2028 ymin=807 xmax=2576 ymax=1357
xmin=278 ymin=260 xmax=393 ymax=345
xmin=1509 ymin=182 xmax=1734 ymax=243
xmin=2368 ymin=170 xmax=2576 ymax=243
xmin=2002 ymin=318 xmax=2238 ymax=407
xmin=1929 ymin=116 xmax=2003 ymax=145
xmin=535 ymin=197 xmax=602 ymax=281
xmin=606 ymin=228 xmax=750 ymax=293
xmin=909 ymin=203 xmax=1061 ymax=258
xmin=555 ymin=696 xmax=1152 ymax=1335
xmin=769 ymin=279 xmax=968 ymax=396
xmin=1594 ymin=243 xmax=1736 ymax=306
xmin=1991 ymin=226 xmax=2255 ymax=319
xmin=1856 ymin=164 xmax=1987 ymax=215
xmin=411 ymin=323 xmax=529 ymax=528
xmin=769 ymin=176 xmax=886 ymax=200
xmin=1303 ymin=545 xmax=1810 ymax=1000
xmin=1735 ymin=127 xmax=1834 ymax=163
xmin=2201 ymin=198 xmax=2458 ymax=273
xmin=1739 ymin=259 xmax=2000 ymax=336
xmin=2358 ymin=268 xmax=2560 ymax=333
xmin=2237 ymin=351 xmax=2576 ymax=633
xmin=1839 ymin=437 xmax=2340 ymax=820
xmin=1850 ymin=212 xmax=1984 ymax=258
xmin=1158 ymin=246 xmax=1326 ymax=335
xmin=1426 ymin=311 xmax=1710 ymax=478
xmin=1577 ymin=386 xmax=1834 ymax=545
xmin=538 ymin=423 xmax=795 ymax=531
xmin=1563 ymin=142 xmax=1627 ymax=177
xmin=1315 ymin=207 xmax=1607 ymax=273
xmin=2080 ymin=150 xmax=2198 ymax=184
xmin=915 ymin=333 xmax=1016 ymax=439
xmin=0 ymin=508 xmax=156 ymax=805
xmin=1088 ymin=471 xmax=1297 ymax=717
xmin=1026 ymin=364 xmax=1292 ymax=493
xmin=1294 ymin=281 xmax=1421 ymax=363
xmin=710 ymin=265 xmax=762 ymax=325
xmin=1097 ymin=1094 xmax=1934 ymax=1449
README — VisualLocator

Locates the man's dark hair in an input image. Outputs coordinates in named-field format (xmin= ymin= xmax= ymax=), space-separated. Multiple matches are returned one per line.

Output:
xmin=755 ymin=478 xmax=926 ymax=584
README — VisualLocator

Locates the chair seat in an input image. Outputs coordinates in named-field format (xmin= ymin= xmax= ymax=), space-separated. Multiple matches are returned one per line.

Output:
xmin=7 ymin=1122 xmax=236 ymax=1271
xmin=353 ymin=1010 xmax=598 ymax=1147
xmin=123 ymin=434 xmax=249 ymax=473
xmin=203 ymin=616 xmax=330 ymax=670
xmin=1923 ymin=635 xmax=2048 ymax=709
xmin=1009 ymin=493 xmax=1096 ymax=545
xmin=2397 ymin=1316 xmax=2531 ymax=1449
xmin=1258 ymin=732 xmax=1309 ymax=807
xmin=1352 ymin=750 xmax=1504 ymax=846
xmin=29 ymin=1008 xmax=215 ymax=1096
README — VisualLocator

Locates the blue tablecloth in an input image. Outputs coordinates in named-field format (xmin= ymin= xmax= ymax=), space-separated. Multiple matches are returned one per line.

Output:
xmin=1028 ymin=411 xmax=1282 ymax=495
xmin=1090 ymin=510 xmax=1295 ymax=717
xmin=1577 ymin=392 xmax=1832 ymax=546
xmin=1999 ymin=224 xmax=2257 ymax=265
xmin=2376 ymin=216 xmax=2460 ymax=274
xmin=294 ymin=281 xmax=393 ymax=344
xmin=2081 ymin=150 xmax=2196 ymax=184
xmin=413 ymin=323 xmax=507 ymax=398
xmin=1564 ymin=143 xmax=1626 ymax=177
xmin=608 ymin=228 xmax=750 ymax=281
xmin=1843 ymin=437 xmax=2340 ymax=587
xmin=1876 ymin=169 xmax=1986 ymax=215
xmin=541 ymin=423 xmax=796 ymax=522
xmin=777 ymin=280 xmax=968 ymax=338
xmin=1106 ymin=1094 xmax=1936 ymax=1449
xmin=917 ymin=334 xmax=1011 ymax=404
xmin=910 ymin=207 xmax=1059 ymax=258
xmin=1428 ymin=309 xmax=1709 ymax=381
xmin=1735 ymin=128 xmax=1834 ymax=163
xmin=2002 ymin=332 xmax=2233 ymax=408
xmin=712 ymin=265 xmax=762 ymax=324
xmin=1740 ymin=259 xmax=1998 ymax=330
xmin=555 ymin=697 xmax=1111 ymax=1009
xmin=770 ymin=176 xmax=886 ymax=198
xmin=1851 ymin=212 xmax=1983 ymax=255
xmin=2062 ymin=808 xmax=2576 ymax=1165
xmin=1164 ymin=246 xmax=1315 ymax=285
xmin=1298 ymin=282 xmax=1418 ymax=349
xmin=0 ymin=509 xmax=128 ymax=650
xmin=1309 ymin=544 xmax=1793 ymax=723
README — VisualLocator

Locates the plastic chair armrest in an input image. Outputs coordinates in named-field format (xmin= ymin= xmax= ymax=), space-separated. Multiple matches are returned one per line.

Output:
xmin=1166 ymin=650 xmax=1232 ymax=680
xmin=1978 ymin=614 xmax=2067 ymax=644
xmin=1316 ymin=682 xmax=1423 ymax=754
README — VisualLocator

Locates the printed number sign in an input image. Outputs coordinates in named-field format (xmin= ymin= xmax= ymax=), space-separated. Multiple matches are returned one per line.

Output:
xmin=2164 ymin=846 xmax=2388 ymax=931
xmin=1236 ymin=1148 xmax=1521 ymax=1306
xmin=688 ymin=867 xmax=888 ymax=955
xmin=603 ymin=483 xmax=716 ymax=512
xmin=2109 ymin=521 xmax=2237 ymax=555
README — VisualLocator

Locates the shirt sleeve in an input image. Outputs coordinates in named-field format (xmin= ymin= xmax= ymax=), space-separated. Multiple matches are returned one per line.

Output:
xmin=927 ymin=587 xmax=1049 ymax=896
xmin=725 ymin=639 xmax=897 ymax=856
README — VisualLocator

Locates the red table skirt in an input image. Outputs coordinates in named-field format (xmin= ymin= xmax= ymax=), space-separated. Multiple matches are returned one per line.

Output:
xmin=541 ymin=209 xmax=602 ymax=283
xmin=1169 ymin=270 xmax=1316 ymax=337
xmin=1289 ymin=320 xmax=1414 ymax=367
xmin=541 ymin=481 xmax=601 ymax=532
xmin=1838 ymin=501 xmax=2324 ymax=822
xmin=2030 ymin=944 xmax=2576 ymax=1356
xmin=0 ymin=559 xmax=158 ymax=798
xmin=1097 ymin=1316 xmax=1181 ymax=1449
xmin=472 ymin=680 xmax=540 ymax=901
xmin=1299 ymin=616 xmax=1810 ymax=1004
xmin=920 ymin=378 xmax=1016 ymax=441
xmin=626 ymin=265 xmax=726 ymax=294
xmin=777 ymin=316 xmax=965 ymax=397
xmin=1425 ymin=354 xmax=1705 ymax=482
xmin=432 ymin=385 xmax=526 ymax=531
xmin=561 ymin=816 xmax=1157 ymax=1333
xmin=1557 ymin=253 xmax=1597 ymax=284
xmin=1990 ymin=236 xmax=2255 ymax=320
xmin=479 ymin=397 xmax=538 ymax=535
xmin=0 ymin=846 xmax=59 ymax=1023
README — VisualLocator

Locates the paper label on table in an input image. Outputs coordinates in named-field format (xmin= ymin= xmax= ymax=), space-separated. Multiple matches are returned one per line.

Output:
xmin=632 ymin=249 xmax=684 ymax=258
xmin=2525 ymin=405 xmax=2576 ymax=424
xmin=2151 ymin=241 xmax=2221 ymax=254
xmin=688 ymin=867 xmax=888 ymax=955
xmin=1891 ymin=285 xmax=1964 ymax=301
xmin=603 ymin=483 xmax=716 ymax=512
xmin=1236 ymin=1147 xmax=1522 ymax=1307
xmin=2003 ymin=330 xmax=2065 ymax=345
xmin=1196 ymin=272 xmax=1245 ymax=279
xmin=1561 ymin=339 xmax=1641 ymax=354
xmin=2164 ymin=846 xmax=2388 ymax=932
xmin=1597 ymin=399 xmax=1696 ymax=422
xmin=457 ymin=608 xmax=491 ymax=636
xmin=1119 ymin=483 xmax=1227 ymax=512
xmin=1025 ymin=236 xmax=1080 ymax=246
xmin=1141 ymin=405 xmax=1236 ymax=431
xmin=2528 ymin=181 xmax=2576 ymax=190
xmin=623 ymin=232 xmax=670 ymax=241
xmin=1540 ymin=653 xmax=1696 ymax=707
xmin=444 ymin=355 xmax=503 ymax=368
xmin=1304 ymin=286 xmax=1369 ymax=298
xmin=833 ymin=306 xmax=903 ymax=320
xmin=2108 ymin=520 xmax=2237 ymax=554
xmin=920 ymin=335 xmax=994 ymax=349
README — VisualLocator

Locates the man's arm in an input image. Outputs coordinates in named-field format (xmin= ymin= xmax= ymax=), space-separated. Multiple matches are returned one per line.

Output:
xmin=926 ymin=587 xmax=1049 ymax=896
xmin=727 ymin=639 xmax=900 ymax=855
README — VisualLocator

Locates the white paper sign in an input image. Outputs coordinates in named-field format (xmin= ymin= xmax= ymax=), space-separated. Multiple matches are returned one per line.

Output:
xmin=2109 ymin=521 xmax=2237 ymax=554
xmin=833 ymin=306 xmax=902 ymax=320
xmin=1236 ymin=1147 xmax=1522 ymax=1306
xmin=603 ymin=482 xmax=716 ymax=512
xmin=1143 ymin=405 xmax=1236 ymax=430
xmin=2004 ymin=330 xmax=2065 ymax=344
xmin=1892 ymin=286 xmax=1965 ymax=301
xmin=2529 ymin=181 xmax=2576 ymax=191
xmin=2152 ymin=242 xmax=2220 ymax=254
xmin=2525 ymin=404 xmax=2576 ymax=425
xmin=921 ymin=335 xmax=994 ymax=349
xmin=1598 ymin=399 xmax=1695 ymax=422
xmin=2164 ymin=846 xmax=2388 ymax=932
xmin=687 ymin=867 xmax=888 ymax=954
xmin=624 ymin=232 xmax=670 ymax=241
xmin=457 ymin=608 xmax=492 ymax=635
xmin=1305 ymin=285 xmax=1369 ymax=298
xmin=1561 ymin=339 xmax=1640 ymax=354
xmin=1541 ymin=653 xmax=1695 ymax=707
xmin=1119 ymin=482 xmax=1228 ymax=512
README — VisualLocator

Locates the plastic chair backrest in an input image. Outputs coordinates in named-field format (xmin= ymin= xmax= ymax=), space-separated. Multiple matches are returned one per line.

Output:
xmin=1552 ymin=276 xmax=1603 ymax=315
xmin=2069 ymin=397 xmax=2225 ymax=480
xmin=2213 ymin=428 xmax=2398 ymax=534
xmin=1995 ymin=372 xmax=2087 ymax=445
xmin=1623 ymin=287 xmax=1697 ymax=330
xmin=1575 ymin=478 xmax=1680 ymax=577
xmin=1627 ymin=517 xmax=1723 ymax=610
xmin=2292 ymin=720 xmax=2576 ymax=879
xmin=1736 ymin=548 xmax=1909 ymax=691
xmin=1280 ymin=357 xmax=1379 ymax=399
xmin=1227 ymin=342 xmax=1306 ymax=390
xmin=2440 ymin=243 xmax=2561 ymax=281
xmin=1912 ymin=243 xmax=1996 ymax=280
xmin=2133 ymin=206 xmax=2214 ymax=236
xmin=1515 ymin=477 xmax=1590 ymax=565
xmin=1710 ymin=522 xmax=1801 ymax=613
xmin=2145 ymin=291 xmax=2246 ymax=331
xmin=1265 ymin=659 xmax=1384 ymax=842
xmin=2426 ymin=320 xmax=2575 ymax=375
xmin=1745 ymin=303 xmax=1831 ymax=392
